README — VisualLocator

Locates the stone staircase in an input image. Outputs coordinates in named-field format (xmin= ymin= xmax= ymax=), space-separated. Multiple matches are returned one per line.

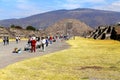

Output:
xmin=87 ymin=24 xmax=120 ymax=40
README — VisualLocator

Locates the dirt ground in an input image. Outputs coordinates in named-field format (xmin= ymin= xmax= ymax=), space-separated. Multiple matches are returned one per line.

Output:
xmin=0 ymin=39 xmax=69 ymax=69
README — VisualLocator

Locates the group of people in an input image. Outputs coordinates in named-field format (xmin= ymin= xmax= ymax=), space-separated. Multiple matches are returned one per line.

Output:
xmin=2 ymin=36 xmax=9 ymax=45
xmin=2 ymin=35 xmax=67 ymax=53
xmin=15 ymin=36 xmax=21 ymax=43
xmin=25 ymin=36 xmax=55 ymax=53
xmin=2 ymin=36 xmax=21 ymax=45
xmin=12 ymin=47 xmax=22 ymax=54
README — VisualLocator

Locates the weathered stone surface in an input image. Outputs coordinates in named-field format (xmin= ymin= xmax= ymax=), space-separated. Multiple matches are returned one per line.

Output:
xmin=87 ymin=23 xmax=120 ymax=40
xmin=45 ymin=19 xmax=93 ymax=36
xmin=0 ymin=27 xmax=42 ymax=38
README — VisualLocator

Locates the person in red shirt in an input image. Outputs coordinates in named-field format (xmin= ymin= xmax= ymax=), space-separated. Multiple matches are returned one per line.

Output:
xmin=49 ymin=36 xmax=53 ymax=44
xmin=31 ymin=37 xmax=36 ymax=53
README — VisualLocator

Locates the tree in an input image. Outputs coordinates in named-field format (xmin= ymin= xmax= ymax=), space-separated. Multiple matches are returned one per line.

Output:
xmin=10 ymin=25 xmax=23 ymax=29
xmin=10 ymin=24 xmax=15 ymax=28
xmin=26 ymin=26 xmax=36 ymax=31
xmin=0 ymin=26 xmax=4 ymax=28
xmin=15 ymin=26 xmax=23 ymax=29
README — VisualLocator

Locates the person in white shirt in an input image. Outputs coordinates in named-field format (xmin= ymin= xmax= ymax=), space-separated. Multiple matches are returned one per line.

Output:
xmin=41 ymin=37 xmax=46 ymax=51
xmin=16 ymin=36 xmax=19 ymax=43
xmin=36 ymin=37 xmax=41 ymax=49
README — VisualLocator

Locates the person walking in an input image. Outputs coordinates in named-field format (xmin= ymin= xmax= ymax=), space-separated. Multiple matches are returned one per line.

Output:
xmin=45 ymin=37 xmax=49 ymax=47
xmin=49 ymin=36 xmax=53 ymax=44
xmin=31 ymin=37 xmax=36 ymax=53
xmin=28 ymin=36 xmax=32 ymax=46
xmin=6 ymin=36 xmax=9 ymax=45
xmin=41 ymin=37 xmax=46 ymax=52
xmin=16 ymin=36 xmax=19 ymax=44
xmin=2 ymin=36 xmax=6 ymax=45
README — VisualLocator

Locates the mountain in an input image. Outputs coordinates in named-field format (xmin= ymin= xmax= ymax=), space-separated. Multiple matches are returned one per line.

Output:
xmin=0 ymin=8 xmax=120 ymax=29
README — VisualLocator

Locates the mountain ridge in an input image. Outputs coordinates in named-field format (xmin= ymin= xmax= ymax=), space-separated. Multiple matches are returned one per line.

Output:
xmin=0 ymin=8 xmax=120 ymax=29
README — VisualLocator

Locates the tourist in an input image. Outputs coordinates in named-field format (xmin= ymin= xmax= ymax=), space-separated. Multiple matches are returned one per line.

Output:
xmin=45 ymin=37 xmax=49 ymax=47
xmin=16 ymin=36 xmax=19 ymax=43
xmin=6 ymin=36 xmax=9 ymax=45
xmin=12 ymin=48 xmax=22 ymax=54
xmin=31 ymin=37 xmax=36 ymax=53
xmin=49 ymin=36 xmax=53 ymax=44
xmin=41 ymin=37 xmax=46 ymax=51
xmin=28 ymin=36 xmax=32 ymax=46
xmin=2 ymin=36 xmax=6 ymax=45
xmin=36 ymin=37 xmax=41 ymax=49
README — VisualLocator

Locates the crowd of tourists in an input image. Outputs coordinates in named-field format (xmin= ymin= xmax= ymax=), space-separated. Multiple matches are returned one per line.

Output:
xmin=24 ymin=36 xmax=57 ymax=53
xmin=1 ymin=35 xmax=70 ymax=53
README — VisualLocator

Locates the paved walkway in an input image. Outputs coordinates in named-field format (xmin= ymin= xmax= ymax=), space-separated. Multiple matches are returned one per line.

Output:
xmin=0 ymin=40 xmax=69 ymax=69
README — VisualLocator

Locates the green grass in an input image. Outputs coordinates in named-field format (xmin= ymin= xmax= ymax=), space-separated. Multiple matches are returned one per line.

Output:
xmin=0 ymin=37 xmax=120 ymax=80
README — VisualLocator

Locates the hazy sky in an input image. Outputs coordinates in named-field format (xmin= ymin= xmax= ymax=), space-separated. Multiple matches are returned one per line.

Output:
xmin=0 ymin=0 xmax=120 ymax=20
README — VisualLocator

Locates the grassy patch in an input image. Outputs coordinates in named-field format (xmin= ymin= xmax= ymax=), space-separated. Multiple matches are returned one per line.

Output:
xmin=0 ymin=37 xmax=120 ymax=80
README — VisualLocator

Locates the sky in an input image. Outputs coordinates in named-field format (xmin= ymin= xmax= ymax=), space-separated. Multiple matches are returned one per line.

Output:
xmin=0 ymin=0 xmax=120 ymax=20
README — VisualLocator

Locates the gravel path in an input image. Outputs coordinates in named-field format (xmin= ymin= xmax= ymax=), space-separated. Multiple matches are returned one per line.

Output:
xmin=0 ymin=39 xmax=69 ymax=69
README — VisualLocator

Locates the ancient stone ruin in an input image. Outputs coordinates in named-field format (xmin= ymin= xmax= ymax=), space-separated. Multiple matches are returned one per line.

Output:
xmin=0 ymin=27 xmax=42 ymax=38
xmin=45 ymin=19 xmax=92 ymax=37
xmin=87 ymin=23 xmax=120 ymax=40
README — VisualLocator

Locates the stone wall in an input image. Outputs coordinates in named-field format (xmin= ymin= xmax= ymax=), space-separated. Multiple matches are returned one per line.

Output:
xmin=0 ymin=27 xmax=42 ymax=39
